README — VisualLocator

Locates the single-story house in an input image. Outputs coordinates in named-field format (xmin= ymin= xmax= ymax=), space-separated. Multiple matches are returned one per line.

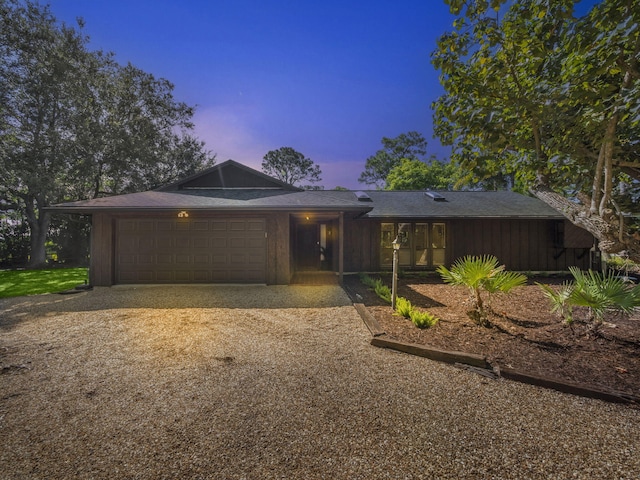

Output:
xmin=48 ymin=160 xmax=595 ymax=286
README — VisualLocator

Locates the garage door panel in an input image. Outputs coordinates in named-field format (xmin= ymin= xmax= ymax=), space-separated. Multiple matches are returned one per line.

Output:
xmin=193 ymin=238 xmax=208 ymax=249
xmin=176 ymin=238 xmax=190 ymax=248
xmin=116 ymin=218 xmax=266 ymax=284
xmin=156 ymin=271 xmax=174 ymax=282
xmin=175 ymin=254 xmax=191 ymax=264
xmin=158 ymin=254 xmax=174 ymax=263
xmin=212 ymin=254 xmax=228 ymax=263
xmin=138 ymin=254 xmax=154 ymax=264
xmin=157 ymin=221 xmax=173 ymax=231
xmin=157 ymin=237 xmax=173 ymax=249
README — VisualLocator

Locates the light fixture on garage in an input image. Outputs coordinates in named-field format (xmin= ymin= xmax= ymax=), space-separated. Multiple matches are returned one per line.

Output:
xmin=305 ymin=216 xmax=310 ymax=221
xmin=177 ymin=211 xmax=189 ymax=218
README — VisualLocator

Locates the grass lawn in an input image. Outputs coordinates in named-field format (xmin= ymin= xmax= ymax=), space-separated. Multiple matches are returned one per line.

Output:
xmin=0 ymin=268 xmax=89 ymax=299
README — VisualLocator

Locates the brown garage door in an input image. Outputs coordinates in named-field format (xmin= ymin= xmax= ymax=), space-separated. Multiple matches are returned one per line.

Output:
xmin=116 ymin=217 xmax=267 ymax=284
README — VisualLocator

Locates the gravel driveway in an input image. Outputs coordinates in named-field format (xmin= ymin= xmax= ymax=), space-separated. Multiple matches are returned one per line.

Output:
xmin=1 ymin=285 xmax=639 ymax=479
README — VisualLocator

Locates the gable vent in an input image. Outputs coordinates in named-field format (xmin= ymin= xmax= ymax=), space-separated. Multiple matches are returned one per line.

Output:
xmin=425 ymin=191 xmax=446 ymax=201
xmin=354 ymin=191 xmax=372 ymax=202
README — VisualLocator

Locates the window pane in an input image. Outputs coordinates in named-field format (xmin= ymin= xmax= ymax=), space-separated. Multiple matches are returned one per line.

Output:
xmin=432 ymin=223 xmax=446 ymax=266
xmin=380 ymin=223 xmax=394 ymax=267
xmin=398 ymin=223 xmax=411 ymax=266
xmin=415 ymin=224 xmax=428 ymax=266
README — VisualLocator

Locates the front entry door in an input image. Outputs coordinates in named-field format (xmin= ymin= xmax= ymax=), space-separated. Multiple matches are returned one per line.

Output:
xmin=295 ymin=223 xmax=320 ymax=270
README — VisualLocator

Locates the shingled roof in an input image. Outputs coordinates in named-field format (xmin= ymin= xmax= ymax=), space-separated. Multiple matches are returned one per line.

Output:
xmin=48 ymin=160 xmax=562 ymax=219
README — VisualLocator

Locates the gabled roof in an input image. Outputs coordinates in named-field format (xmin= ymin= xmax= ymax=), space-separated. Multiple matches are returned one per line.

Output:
xmin=47 ymin=161 xmax=562 ymax=219
xmin=157 ymin=159 xmax=302 ymax=191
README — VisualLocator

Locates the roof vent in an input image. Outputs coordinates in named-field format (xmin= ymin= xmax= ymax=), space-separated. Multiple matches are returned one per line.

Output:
xmin=425 ymin=191 xmax=446 ymax=201
xmin=354 ymin=191 xmax=372 ymax=202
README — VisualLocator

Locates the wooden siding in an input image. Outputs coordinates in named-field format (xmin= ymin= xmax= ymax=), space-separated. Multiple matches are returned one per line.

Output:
xmin=344 ymin=218 xmax=593 ymax=273
xmin=449 ymin=219 xmax=591 ymax=271
xmin=90 ymin=213 xmax=114 ymax=286
xmin=267 ymin=212 xmax=291 ymax=285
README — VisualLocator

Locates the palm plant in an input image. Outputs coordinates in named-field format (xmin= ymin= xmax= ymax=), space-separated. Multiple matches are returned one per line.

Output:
xmin=539 ymin=267 xmax=640 ymax=330
xmin=437 ymin=255 xmax=527 ymax=327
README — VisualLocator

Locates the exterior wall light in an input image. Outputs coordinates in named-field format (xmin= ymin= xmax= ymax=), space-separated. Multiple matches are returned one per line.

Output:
xmin=177 ymin=211 xmax=189 ymax=218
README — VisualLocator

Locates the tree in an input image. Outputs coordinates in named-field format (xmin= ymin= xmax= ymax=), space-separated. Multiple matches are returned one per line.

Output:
xmin=0 ymin=0 xmax=214 ymax=266
xmin=358 ymin=131 xmax=428 ymax=187
xmin=385 ymin=158 xmax=461 ymax=190
xmin=261 ymin=147 xmax=322 ymax=187
xmin=432 ymin=0 xmax=640 ymax=262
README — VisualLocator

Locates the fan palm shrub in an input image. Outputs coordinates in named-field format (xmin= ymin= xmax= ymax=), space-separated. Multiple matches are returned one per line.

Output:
xmin=437 ymin=255 xmax=527 ymax=327
xmin=538 ymin=267 xmax=640 ymax=330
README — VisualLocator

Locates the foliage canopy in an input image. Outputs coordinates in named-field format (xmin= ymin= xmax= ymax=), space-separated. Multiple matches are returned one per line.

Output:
xmin=432 ymin=0 xmax=640 ymax=261
xmin=261 ymin=147 xmax=322 ymax=188
xmin=0 ymin=0 xmax=214 ymax=266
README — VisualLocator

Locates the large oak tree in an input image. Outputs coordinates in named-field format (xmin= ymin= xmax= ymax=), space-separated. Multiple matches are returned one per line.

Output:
xmin=0 ymin=0 xmax=214 ymax=266
xmin=432 ymin=0 xmax=640 ymax=262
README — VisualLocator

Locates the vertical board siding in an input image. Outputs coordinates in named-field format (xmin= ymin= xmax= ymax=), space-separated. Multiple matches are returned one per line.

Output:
xmin=448 ymin=219 xmax=591 ymax=271
xmin=89 ymin=213 xmax=114 ymax=286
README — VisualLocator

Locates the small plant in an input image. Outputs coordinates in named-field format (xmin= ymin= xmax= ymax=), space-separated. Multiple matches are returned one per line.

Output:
xmin=393 ymin=295 xmax=439 ymax=328
xmin=374 ymin=279 xmax=392 ymax=304
xmin=359 ymin=273 xmax=377 ymax=289
xmin=410 ymin=309 xmax=439 ymax=329
xmin=394 ymin=296 xmax=413 ymax=318
xmin=538 ymin=281 xmax=575 ymax=324
xmin=437 ymin=255 xmax=527 ymax=327
xmin=538 ymin=266 xmax=640 ymax=331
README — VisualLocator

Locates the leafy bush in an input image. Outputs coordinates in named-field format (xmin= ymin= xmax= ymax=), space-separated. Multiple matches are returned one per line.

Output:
xmin=606 ymin=255 xmax=639 ymax=274
xmin=410 ymin=309 xmax=439 ymax=329
xmin=394 ymin=296 xmax=413 ymax=318
xmin=359 ymin=274 xmax=438 ymax=327
xmin=437 ymin=255 xmax=527 ymax=327
xmin=374 ymin=280 xmax=392 ymax=304
xmin=394 ymin=295 xmax=439 ymax=328
xmin=359 ymin=273 xmax=378 ymax=289
xmin=538 ymin=267 xmax=640 ymax=329
xmin=359 ymin=274 xmax=392 ymax=303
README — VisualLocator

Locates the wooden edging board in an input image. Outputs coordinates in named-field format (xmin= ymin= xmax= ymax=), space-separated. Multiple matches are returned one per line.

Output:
xmin=370 ymin=335 xmax=639 ymax=405
xmin=350 ymin=300 xmax=639 ymax=406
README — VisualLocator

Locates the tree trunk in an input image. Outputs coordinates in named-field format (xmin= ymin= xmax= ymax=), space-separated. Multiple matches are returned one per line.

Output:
xmin=531 ymin=184 xmax=640 ymax=264
xmin=23 ymin=196 xmax=51 ymax=268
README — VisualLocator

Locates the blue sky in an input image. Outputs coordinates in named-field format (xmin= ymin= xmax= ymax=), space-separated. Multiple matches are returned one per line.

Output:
xmin=46 ymin=1 xmax=458 ymax=189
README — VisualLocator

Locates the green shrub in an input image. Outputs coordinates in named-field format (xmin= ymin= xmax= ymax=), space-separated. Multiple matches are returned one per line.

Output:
xmin=437 ymin=255 xmax=527 ymax=327
xmin=394 ymin=296 xmax=413 ymax=318
xmin=410 ymin=309 xmax=439 ymax=329
xmin=538 ymin=266 xmax=640 ymax=329
xmin=359 ymin=273 xmax=377 ymax=289
xmin=374 ymin=279 xmax=392 ymax=304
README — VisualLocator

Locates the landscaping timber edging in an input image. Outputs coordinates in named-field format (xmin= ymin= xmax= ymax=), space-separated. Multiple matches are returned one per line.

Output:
xmin=354 ymin=303 xmax=386 ymax=337
xmin=497 ymin=366 xmax=640 ymax=405
xmin=349 ymin=299 xmax=640 ymax=406
xmin=370 ymin=336 xmax=490 ymax=369
xmin=370 ymin=334 xmax=640 ymax=406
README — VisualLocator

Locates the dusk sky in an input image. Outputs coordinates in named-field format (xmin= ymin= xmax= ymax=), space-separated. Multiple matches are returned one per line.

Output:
xmin=46 ymin=1 xmax=459 ymax=189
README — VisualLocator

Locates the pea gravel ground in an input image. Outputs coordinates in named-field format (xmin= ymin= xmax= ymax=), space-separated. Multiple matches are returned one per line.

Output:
xmin=1 ymin=285 xmax=639 ymax=479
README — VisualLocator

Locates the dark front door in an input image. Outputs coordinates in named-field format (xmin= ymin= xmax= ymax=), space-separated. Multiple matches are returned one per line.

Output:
xmin=295 ymin=223 xmax=320 ymax=270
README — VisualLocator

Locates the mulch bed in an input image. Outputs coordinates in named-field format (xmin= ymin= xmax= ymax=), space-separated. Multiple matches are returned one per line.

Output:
xmin=344 ymin=274 xmax=640 ymax=399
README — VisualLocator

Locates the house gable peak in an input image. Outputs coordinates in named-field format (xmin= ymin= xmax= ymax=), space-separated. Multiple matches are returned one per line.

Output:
xmin=157 ymin=159 xmax=302 ymax=192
